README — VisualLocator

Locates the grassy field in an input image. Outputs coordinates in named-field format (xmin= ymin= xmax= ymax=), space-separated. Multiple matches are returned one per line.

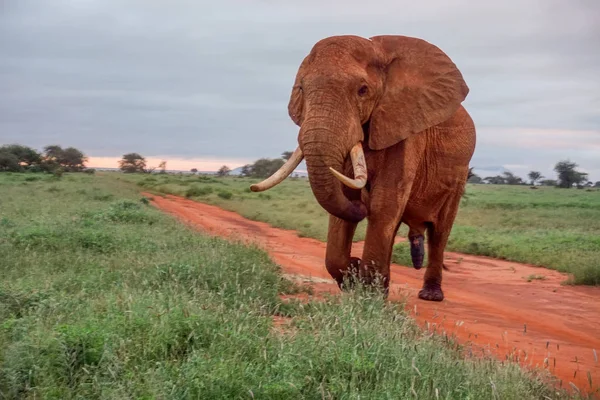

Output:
xmin=126 ymin=172 xmax=600 ymax=286
xmin=0 ymin=171 xmax=578 ymax=399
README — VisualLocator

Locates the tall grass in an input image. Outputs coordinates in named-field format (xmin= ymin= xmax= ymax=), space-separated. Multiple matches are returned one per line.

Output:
xmin=125 ymin=172 xmax=600 ymax=285
xmin=0 ymin=172 xmax=578 ymax=399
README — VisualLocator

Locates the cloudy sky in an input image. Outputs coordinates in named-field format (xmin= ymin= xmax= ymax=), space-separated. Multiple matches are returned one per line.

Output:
xmin=1 ymin=0 xmax=599 ymax=180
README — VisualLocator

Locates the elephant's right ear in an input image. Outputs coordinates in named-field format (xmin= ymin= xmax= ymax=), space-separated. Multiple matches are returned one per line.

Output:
xmin=288 ymin=55 xmax=312 ymax=126
xmin=368 ymin=35 xmax=469 ymax=150
xmin=287 ymin=84 xmax=303 ymax=126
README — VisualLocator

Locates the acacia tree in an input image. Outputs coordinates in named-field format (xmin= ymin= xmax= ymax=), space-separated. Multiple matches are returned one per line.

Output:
xmin=281 ymin=151 xmax=293 ymax=161
xmin=502 ymin=171 xmax=523 ymax=185
xmin=217 ymin=165 xmax=231 ymax=176
xmin=554 ymin=160 xmax=588 ymax=188
xmin=119 ymin=153 xmax=147 ymax=173
xmin=41 ymin=145 xmax=87 ymax=171
xmin=528 ymin=171 xmax=543 ymax=185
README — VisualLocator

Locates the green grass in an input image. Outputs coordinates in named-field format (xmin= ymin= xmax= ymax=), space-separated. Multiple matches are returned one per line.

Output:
xmin=124 ymin=172 xmax=600 ymax=286
xmin=0 ymin=171 xmax=579 ymax=399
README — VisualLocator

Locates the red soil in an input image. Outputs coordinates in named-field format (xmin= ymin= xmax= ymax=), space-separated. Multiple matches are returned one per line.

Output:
xmin=144 ymin=193 xmax=600 ymax=395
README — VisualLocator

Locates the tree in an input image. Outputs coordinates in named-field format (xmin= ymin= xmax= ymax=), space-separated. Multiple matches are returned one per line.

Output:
xmin=554 ymin=160 xmax=588 ymax=188
xmin=484 ymin=175 xmax=505 ymax=185
xmin=0 ymin=150 xmax=21 ymax=172
xmin=240 ymin=164 xmax=252 ymax=177
xmin=158 ymin=161 xmax=167 ymax=174
xmin=190 ymin=168 xmax=198 ymax=174
xmin=60 ymin=147 xmax=88 ymax=171
xmin=540 ymin=179 xmax=557 ymax=186
xmin=41 ymin=145 xmax=87 ymax=172
xmin=502 ymin=171 xmax=524 ymax=185
xmin=119 ymin=153 xmax=147 ymax=173
xmin=43 ymin=145 xmax=63 ymax=161
xmin=250 ymin=158 xmax=285 ymax=178
xmin=0 ymin=144 xmax=41 ymax=166
xmin=281 ymin=151 xmax=293 ymax=161
xmin=217 ymin=165 xmax=231 ymax=176
xmin=467 ymin=168 xmax=483 ymax=184
xmin=528 ymin=171 xmax=543 ymax=185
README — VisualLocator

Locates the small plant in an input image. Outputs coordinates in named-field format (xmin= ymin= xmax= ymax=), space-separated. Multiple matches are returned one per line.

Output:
xmin=526 ymin=274 xmax=546 ymax=282
xmin=92 ymin=193 xmax=114 ymax=201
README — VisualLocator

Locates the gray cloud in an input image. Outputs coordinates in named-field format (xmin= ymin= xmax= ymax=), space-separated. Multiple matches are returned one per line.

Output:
xmin=1 ymin=0 xmax=599 ymax=179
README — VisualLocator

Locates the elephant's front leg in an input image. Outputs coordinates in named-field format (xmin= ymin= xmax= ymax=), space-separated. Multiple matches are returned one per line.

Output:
xmin=325 ymin=214 xmax=359 ymax=289
xmin=360 ymin=203 xmax=405 ymax=294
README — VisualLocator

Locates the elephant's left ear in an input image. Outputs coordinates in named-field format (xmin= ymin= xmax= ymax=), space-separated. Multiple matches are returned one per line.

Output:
xmin=368 ymin=35 xmax=469 ymax=150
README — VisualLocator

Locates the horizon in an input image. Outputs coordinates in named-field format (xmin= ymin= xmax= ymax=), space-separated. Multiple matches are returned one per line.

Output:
xmin=1 ymin=1 xmax=599 ymax=181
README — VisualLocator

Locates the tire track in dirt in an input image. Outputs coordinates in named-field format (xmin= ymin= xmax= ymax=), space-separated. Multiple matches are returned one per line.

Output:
xmin=144 ymin=193 xmax=600 ymax=395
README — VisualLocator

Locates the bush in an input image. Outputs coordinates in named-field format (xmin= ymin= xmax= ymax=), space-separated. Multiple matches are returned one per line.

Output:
xmin=53 ymin=167 xmax=65 ymax=178
xmin=84 ymin=168 xmax=96 ymax=174
xmin=185 ymin=186 xmax=213 ymax=198
xmin=217 ymin=190 xmax=233 ymax=200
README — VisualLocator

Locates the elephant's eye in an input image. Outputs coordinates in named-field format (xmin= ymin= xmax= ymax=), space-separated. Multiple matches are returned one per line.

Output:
xmin=358 ymin=85 xmax=368 ymax=97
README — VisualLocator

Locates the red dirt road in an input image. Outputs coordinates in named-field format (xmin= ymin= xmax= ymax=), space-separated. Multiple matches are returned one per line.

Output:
xmin=145 ymin=193 xmax=600 ymax=394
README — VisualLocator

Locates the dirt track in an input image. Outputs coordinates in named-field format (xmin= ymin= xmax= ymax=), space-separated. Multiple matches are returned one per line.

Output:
xmin=145 ymin=192 xmax=600 ymax=394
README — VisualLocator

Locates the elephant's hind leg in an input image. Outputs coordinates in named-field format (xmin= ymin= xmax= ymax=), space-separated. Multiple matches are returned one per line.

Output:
xmin=418 ymin=194 xmax=462 ymax=302
xmin=325 ymin=215 xmax=359 ymax=289
xmin=407 ymin=224 xmax=426 ymax=270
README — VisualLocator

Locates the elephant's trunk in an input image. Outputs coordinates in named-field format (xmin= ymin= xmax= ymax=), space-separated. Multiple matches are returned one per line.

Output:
xmin=299 ymin=114 xmax=367 ymax=223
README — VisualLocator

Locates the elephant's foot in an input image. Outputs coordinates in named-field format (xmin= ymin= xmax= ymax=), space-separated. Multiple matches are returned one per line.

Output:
xmin=418 ymin=282 xmax=444 ymax=302
xmin=409 ymin=234 xmax=425 ymax=270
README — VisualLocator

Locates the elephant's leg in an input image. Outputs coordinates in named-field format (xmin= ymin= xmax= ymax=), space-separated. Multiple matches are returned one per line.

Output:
xmin=407 ymin=224 xmax=426 ymax=270
xmin=325 ymin=214 xmax=358 ymax=289
xmin=418 ymin=194 xmax=462 ymax=302
xmin=360 ymin=214 xmax=403 ymax=294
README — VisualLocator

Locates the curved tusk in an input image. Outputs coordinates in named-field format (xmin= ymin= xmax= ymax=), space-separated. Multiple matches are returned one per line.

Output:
xmin=329 ymin=142 xmax=368 ymax=189
xmin=250 ymin=147 xmax=303 ymax=192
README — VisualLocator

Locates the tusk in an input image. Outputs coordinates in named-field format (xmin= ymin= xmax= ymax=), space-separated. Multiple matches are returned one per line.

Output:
xmin=250 ymin=147 xmax=303 ymax=192
xmin=329 ymin=142 xmax=368 ymax=189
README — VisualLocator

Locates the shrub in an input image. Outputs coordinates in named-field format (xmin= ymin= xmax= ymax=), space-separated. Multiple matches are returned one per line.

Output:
xmin=217 ymin=190 xmax=233 ymax=200
xmin=185 ymin=186 xmax=213 ymax=198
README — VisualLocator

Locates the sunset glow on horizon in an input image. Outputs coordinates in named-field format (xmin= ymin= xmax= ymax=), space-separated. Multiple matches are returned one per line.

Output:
xmin=86 ymin=156 xmax=253 ymax=172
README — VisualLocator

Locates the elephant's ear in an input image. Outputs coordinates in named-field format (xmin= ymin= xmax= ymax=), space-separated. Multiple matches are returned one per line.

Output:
xmin=288 ymin=84 xmax=303 ymax=126
xmin=288 ymin=55 xmax=311 ymax=126
xmin=368 ymin=35 xmax=469 ymax=150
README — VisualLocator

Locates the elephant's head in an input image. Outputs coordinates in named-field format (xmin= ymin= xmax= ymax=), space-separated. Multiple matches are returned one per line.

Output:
xmin=251 ymin=35 xmax=469 ymax=222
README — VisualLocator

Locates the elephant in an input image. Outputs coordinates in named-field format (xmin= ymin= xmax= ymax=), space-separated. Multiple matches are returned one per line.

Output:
xmin=250 ymin=34 xmax=476 ymax=301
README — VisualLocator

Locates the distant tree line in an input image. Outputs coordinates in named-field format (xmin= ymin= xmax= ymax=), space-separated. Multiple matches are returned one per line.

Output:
xmin=468 ymin=160 xmax=599 ymax=188
xmin=0 ymin=143 xmax=89 ymax=173
xmin=236 ymin=151 xmax=295 ymax=179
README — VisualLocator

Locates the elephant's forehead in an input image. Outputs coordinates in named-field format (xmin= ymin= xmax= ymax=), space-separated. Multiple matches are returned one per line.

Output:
xmin=309 ymin=35 xmax=377 ymax=64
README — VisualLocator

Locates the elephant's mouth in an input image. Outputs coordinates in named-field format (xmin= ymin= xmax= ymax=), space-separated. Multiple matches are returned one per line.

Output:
xmin=249 ymin=142 xmax=368 ymax=192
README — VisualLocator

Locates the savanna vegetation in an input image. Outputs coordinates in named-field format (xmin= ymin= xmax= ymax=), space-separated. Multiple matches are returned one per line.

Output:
xmin=1 ymin=172 xmax=578 ymax=399
xmin=0 ymin=144 xmax=90 ymax=174
xmin=129 ymin=172 xmax=600 ymax=286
